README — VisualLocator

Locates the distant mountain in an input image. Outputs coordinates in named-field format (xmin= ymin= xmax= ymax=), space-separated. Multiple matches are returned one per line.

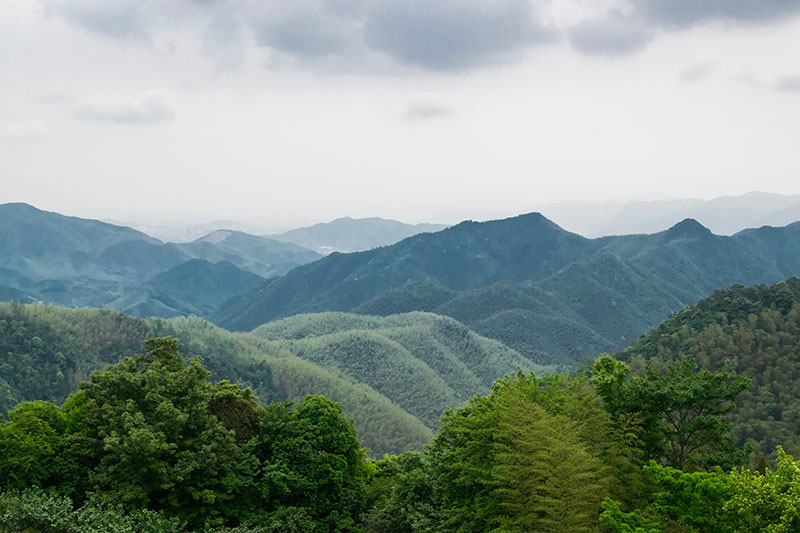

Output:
xmin=0 ymin=203 xmax=319 ymax=316
xmin=541 ymin=192 xmax=800 ymax=237
xmin=179 ymin=230 xmax=320 ymax=279
xmin=269 ymin=216 xmax=448 ymax=254
xmin=107 ymin=259 xmax=265 ymax=319
xmin=122 ymin=220 xmax=290 ymax=243
xmin=215 ymin=214 xmax=800 ymax=366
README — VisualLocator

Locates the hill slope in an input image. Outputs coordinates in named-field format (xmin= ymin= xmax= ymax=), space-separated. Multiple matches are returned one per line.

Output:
xmin=0 ymin=302 xmax=433 ymax=456
xmin=216 ymin=215 xmax=800 ymax=366
xmin=618 ymin=277 xmax=800 ymax=460
xmin=252 ymin=312 xmax=554 ymax=429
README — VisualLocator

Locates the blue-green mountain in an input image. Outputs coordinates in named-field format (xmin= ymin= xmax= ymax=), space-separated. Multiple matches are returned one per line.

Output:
xmin=0 ymin=203 xmax=320 ymax=317
xmin=215 ymin=214 xmax=800 ymax=365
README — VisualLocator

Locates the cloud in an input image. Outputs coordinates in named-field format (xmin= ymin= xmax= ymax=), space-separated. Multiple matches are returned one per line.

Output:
xmin=244 ymin=0 xmax=367 ymax=58
xmin=42 ymin=0 xmax=557 ymax=72
xmin=77 ymin=89 xmax=174 ymax=123
xmin=363 ymin=0 xmax=555 ymax=70
xmin=632 ymin=0 xmax=800 ymax=28
xmin=38 ymin=0 xmax=800 ymax=69
xmin=679 ymin=63 xmax=715 ymax=83
xmin=0 ymin=119 xmax=50 ymax=141
xmin=776 ymin=74 xmax=800 ymax=91
xmin=42 ymin=0 xmax=151 ymax=40
xmin=405 ymin=95 xmax=454 ymax=120
xmin=567 ymin=13 xmax=652 ymax=56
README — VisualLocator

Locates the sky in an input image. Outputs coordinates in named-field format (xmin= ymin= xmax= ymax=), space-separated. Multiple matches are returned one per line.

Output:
xmin=1 ymin=0 xmax=800 ymax=226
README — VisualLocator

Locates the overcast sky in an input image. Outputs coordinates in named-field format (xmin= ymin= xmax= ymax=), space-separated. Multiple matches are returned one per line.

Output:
xmin=2 ymin=0 xmax=800 ymax=226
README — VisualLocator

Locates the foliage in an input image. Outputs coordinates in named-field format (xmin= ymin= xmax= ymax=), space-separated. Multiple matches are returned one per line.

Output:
xmin=593 ymin=354 xmax=750 ymax=470
xmin=253 ymin=312 xmax=551 ymax=430
xmin=424 ymin=370 xmax=646 ymax=532
xmin=620 ymin=277 xmax=800 ymax=460
xmin=0 ymin=303 xmax=433 ymax=456
xmin=601 ymin=447 xmax=800 ymax=533
xmin=248 ymin=396 xmax=370 ymax=532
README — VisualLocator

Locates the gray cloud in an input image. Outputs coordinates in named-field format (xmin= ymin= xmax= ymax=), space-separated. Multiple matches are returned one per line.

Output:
xmin=633 ymin=0 xmax=800 ymax=28
xmin=776 ymin=74 xmax=800 ymax=91
xmin=244 ymin=0 xmax=366 ymax=58
xmin=364 ymin=0 xmax=555 ymax=70
xmin=42 ymin=0 xmax=151 ymax=40
xmin=568 ymin=14 xmax=652 ymax=56
xmin=38 ymin=0 xmax=800 ymax=69
xmin=77 ymin=89 xmax=174 ymax=123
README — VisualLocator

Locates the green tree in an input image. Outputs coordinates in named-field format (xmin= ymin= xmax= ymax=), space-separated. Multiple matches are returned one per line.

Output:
xmin=593 ymin=354 xmax=750 ymax=470
xmin=249 ymin=395 xmax=369 ymax=532
xmin=0 ymin=400 xmax=64 ymax=489
xmin=492 ymin=389 xmax=611 ymax=532
xmin=79 ymin=337 xmax=250 ymax=526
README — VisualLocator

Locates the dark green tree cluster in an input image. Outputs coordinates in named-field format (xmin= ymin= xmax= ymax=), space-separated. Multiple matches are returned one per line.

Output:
xmin=0 ymin=337 xmax=369 ymax=531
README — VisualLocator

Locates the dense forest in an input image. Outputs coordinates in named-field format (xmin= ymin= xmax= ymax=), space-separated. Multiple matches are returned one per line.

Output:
xmin=0 ymin=303 xmax=550 ymax=455
xmin=2 ymin=336 xmax=798 ymax=532
xmin=619 ymin=276 xmax=800 ymax=460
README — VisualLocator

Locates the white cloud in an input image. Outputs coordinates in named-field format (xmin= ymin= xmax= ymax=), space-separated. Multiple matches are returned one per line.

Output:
xmin=0 ymin=119 xmax=49 ymax=141
xmin=405 ymin=94 xmax=454 ymax=120
xmin=76 ymin=89 xmax=174 ymax=123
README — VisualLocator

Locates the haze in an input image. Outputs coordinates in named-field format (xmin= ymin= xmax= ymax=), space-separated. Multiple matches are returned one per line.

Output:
xmin=2 ymin=0 xmax=800 ymax=227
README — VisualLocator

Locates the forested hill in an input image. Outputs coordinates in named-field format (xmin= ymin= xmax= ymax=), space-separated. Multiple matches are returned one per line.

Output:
xmin=215 ymin=213 xmax=598 ymax=330
xmin=619 ymin=276 xmax=800 ymax=459
xmin=0 ymin=302 xmax=543 ymax=455
xmin=214 ymin=214 xmax=800 ymax=366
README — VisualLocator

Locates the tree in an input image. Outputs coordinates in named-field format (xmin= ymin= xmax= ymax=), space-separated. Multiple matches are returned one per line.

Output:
xmin=249 ymin=395 xmax=369 ymax=532
xmin=0 ymin=400 xmax=64 ymax=489
xmin=492 ymin=390 xmax=611 ymax=532
xmin=593 ymin=354 xmax=750 ymax=470
xmin=78 ymin=336 xmax=251 ymax=527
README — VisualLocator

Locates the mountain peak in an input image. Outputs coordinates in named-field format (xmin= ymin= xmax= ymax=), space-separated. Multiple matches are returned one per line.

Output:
xmin=664 ymin=218 xmax=712 ymax=239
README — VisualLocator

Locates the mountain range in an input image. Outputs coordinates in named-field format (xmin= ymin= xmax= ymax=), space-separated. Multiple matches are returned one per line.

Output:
xmin=268 ymin=216 xmax=448 ymax=254
xmin=541 ymin=191 xmax=800 ymax=237
xmin=215 ymin=213 xmax=800 ymax=366
xmin=0 ymin=203 xmax=320 ymax=317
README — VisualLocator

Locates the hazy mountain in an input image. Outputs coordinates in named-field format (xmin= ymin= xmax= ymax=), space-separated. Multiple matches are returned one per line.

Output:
xmin=107 ymin=259 xmax=265 ymax=319
xmin=541 ymin=192 xmax=800 ymax=237
xmin=116 ymin=219 xmax=291 ymax=243
xmin=0 ymin=203 xmax=319 ymax=314
xmin=215 ymin=214 xmax=800 ymax=366
xmin=269 ymin=216 xmax=448 ymax=254
xmin=179 ymin=230 xmax=321 ymax=279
